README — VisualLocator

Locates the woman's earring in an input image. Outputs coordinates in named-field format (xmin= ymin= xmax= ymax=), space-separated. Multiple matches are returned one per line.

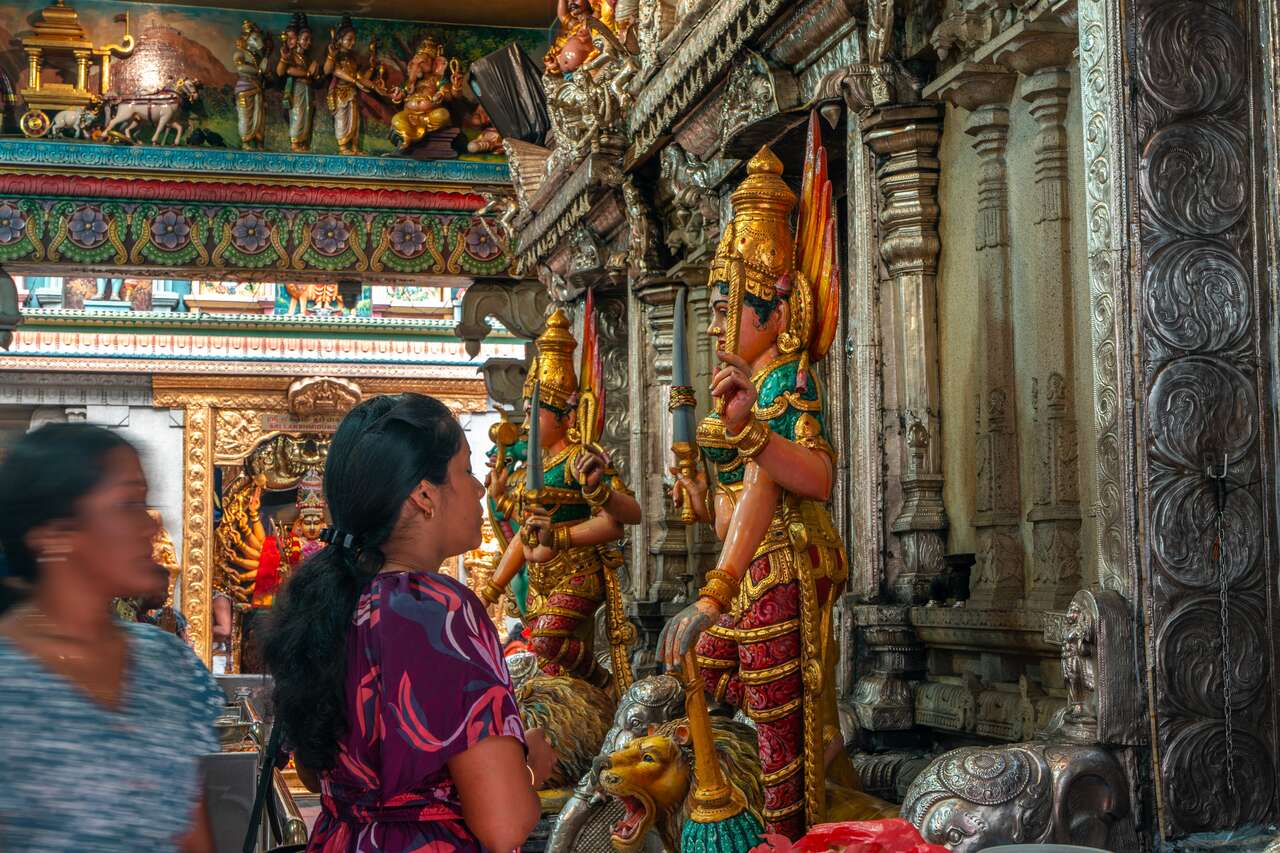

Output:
xmin=423 ymin=504 xmax=435 ymax=521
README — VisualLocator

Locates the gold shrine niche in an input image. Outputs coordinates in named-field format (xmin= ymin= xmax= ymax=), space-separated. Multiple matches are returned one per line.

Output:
xmin=215 ymin=432 xmax=330 ymax=673
xmin=153 ymin=374 xmax=488 ymax=664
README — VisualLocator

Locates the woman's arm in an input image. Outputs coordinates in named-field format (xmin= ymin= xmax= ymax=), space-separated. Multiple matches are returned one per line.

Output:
xmin=449 ymin=736 xmax=541 ymax=853
xmin=178 ymin=792 xmax=215 ymax=853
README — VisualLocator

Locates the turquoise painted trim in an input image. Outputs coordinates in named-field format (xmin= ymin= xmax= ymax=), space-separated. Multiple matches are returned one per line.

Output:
xmin=0 ymin=140 xmax=512 ymax=185
xmin=3 ymin=351 xmax=490 ymax=366
xmin=19 ymin=307 xmax=513 ymax=337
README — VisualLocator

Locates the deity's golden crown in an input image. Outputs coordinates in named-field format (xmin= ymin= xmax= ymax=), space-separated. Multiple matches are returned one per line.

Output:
xmin=296 ymin=467 xmax=325 ymax=513
xmin=523 ymin=308 xmax=579 ymax=410
xmin=709 ymin=146 xmax=797 ymax=302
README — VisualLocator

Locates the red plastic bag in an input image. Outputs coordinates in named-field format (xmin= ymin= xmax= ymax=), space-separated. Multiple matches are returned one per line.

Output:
xmin=748 ymin=819 xmax=950 ymax=853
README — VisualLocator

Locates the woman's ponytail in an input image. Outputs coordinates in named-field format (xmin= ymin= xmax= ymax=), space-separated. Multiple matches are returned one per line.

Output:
xmin=262 ymin=394 xmax=463 ymax=771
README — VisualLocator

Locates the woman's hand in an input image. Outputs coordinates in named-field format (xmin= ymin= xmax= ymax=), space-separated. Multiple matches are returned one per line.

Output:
xmin=521 ymin=508 xmax=555 ymax=563
xmin=657 ymin=597 xmax=722 ymax=667
xmin=671 ymin=466 xmax=711 ymax=523
xmin=711 ymin=352 xmax=758 ymax=435
xmin=525 ymin=727 xmax=558 ymax=788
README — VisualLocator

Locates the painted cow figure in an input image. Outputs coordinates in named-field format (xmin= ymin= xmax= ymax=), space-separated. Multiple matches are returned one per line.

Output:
xmin=50 ymin=103 xmax=102 ymax=138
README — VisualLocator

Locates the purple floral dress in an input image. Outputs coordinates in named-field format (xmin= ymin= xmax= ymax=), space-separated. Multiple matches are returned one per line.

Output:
xmin=308 ymin=572 xmax=526 ymax=853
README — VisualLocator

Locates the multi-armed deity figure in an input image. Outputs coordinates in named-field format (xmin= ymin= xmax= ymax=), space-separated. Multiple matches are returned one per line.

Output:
xmin=232 ymin=20 xmax=270 ymax=150
xmin=481 ymin=306 xmax=641 ymax=693
xmin=277 ymin=13 xmax=319 ymax=152
xmin=388 ymin=35 xmax=464 ymax=154
xmin=661 ymin=117 xmax=845 ymax=840
xmin=214 ymin=467 xmax=327 ymax=671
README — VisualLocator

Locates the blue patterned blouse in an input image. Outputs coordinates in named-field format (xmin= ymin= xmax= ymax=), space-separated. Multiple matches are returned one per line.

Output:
xmin=0 ymin=620 xmax=225 ymax=852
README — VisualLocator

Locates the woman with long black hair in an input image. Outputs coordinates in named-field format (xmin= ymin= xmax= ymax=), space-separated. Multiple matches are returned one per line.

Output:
xmin=0 ymin=423 xmax=221 ymax=852
xmin=264 ymin=393 xmax=553 ymax=853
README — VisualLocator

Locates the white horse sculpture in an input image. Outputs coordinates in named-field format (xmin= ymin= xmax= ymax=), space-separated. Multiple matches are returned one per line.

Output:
xmin=103 ymin=78 xmax=203 ymax=146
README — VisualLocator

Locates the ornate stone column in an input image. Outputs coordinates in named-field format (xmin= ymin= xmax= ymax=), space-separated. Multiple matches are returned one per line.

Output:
xmin=862 ymin=104 xmax=947 ymax=604
xmin=985 ymin=20 xmax=1082 ymax=612
xmin=927 ymin=63 xmax=1023 ymax=609
xmin=1078 ymin=0 xmax=1280 ymax=839
xmin=630 ymin=276 xmax=690 ymax=601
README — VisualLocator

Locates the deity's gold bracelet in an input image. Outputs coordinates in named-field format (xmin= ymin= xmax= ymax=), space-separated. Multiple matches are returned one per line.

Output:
xmin=554 ymin=525 xmax=574 ymax=554
xmin=479 ymin=581 xmax=503 ymax=605
xmin=698 ymin=568 xmax=739 ymax=612
xmin=727 ymin=417 xmax=771 ymax=460
xmin=583 ymin=481 xmax=612 ymax=508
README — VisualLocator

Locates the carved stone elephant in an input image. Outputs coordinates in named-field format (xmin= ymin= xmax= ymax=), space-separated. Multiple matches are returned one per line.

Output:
xmin=902 ymin=742 xmax=1137 ymax=852
xmin=546 ymin=674 xmax=686 ymax=853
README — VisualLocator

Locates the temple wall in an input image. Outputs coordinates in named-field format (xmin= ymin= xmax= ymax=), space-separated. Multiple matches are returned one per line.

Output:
xmin=936 ymin=62 xmax=1098 ymax=595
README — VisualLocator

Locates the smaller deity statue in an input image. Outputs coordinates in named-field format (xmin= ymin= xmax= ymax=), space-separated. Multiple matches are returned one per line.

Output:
xmin=480 ymin=307 xmax=642 ymax=692
xmin=277 ymin=13 xmax=320 ymax=152
xmin=387 ymin=35 xmax=464 ymax=154
xmin=545 ymin=0 xmax=618 ymax=76
xmin=281 ymin=468 xmax=327 ymax=569
xmin=232 ymin=20 xmax=271 ymax=150
xmin=324 ymin=15 xmax=377 ymax=155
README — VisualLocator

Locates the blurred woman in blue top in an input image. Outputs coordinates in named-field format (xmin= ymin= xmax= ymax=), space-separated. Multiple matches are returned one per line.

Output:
xmin=0 ymin=423 xmax=223 ymax=852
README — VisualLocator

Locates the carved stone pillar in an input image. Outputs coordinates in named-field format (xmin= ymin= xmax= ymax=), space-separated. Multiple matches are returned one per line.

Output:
xmin=1079 ymin=0 xmax=1280 ymax=838
xmin=927 ymin=64 xmax=1023 ymax=609
xmin=850 ymin=605 xmax=925 ymax=737
xmin=985 ymin=22 xmax=1081 ymax=612
xmin=630 ymin=276 xmax=690 ymax=602
xmin=862 ymin=104 xmax=947 ymax=604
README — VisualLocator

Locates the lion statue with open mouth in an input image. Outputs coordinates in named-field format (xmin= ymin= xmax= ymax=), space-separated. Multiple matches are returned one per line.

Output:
xmin=599 ymin=717 xmax=761 ymax=853
xmin=598 ymin=717 xmax=899 ymax=852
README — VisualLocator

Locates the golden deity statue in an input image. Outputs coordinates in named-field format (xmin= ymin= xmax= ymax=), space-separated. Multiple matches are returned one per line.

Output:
xmin=481 ymin=307 xmax=641 ymax=693
xmin=662 ymin=118 xmax=884 ymax=840
xmin=388 ymin=35 xmax=464 ymax=153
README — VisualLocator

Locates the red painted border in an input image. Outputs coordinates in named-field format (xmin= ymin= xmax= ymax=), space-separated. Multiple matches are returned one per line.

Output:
xmin=0 ymin=173 xmax=486 ymax=212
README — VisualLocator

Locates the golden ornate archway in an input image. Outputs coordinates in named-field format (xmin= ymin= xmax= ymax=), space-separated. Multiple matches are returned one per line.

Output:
xmin=152 ymin=374 xmax=488 ymax=663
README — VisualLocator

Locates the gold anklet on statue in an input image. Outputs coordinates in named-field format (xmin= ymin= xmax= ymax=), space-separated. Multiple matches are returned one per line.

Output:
xmin=727 ymin=417 xmax=771 ymax=459
xmin=698 ymin=569 xmax=739 ymax=611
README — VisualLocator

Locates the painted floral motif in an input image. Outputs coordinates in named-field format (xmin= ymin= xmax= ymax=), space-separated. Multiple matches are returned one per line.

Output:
xmin=311 ymin=215 xmax=350 ymax=256
xmin=390 ymin=217 xmax=428 ymax=258
xmin=463 ymin=222 xmax=501 ymax=260
xmin=150 ymin=210 xmax=192 ymax=252
xmin=231 ymin=213 xmax=270 ymax=254
xmin=67 ymin=206 xmax=109 ymax=249
xmin=0 ymin=204 xmax=26 ymax=245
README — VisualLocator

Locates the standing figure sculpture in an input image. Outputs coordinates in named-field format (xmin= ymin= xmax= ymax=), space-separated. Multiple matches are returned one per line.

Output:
xmin=277 ymin=13 xmax=319 ymax=152
xmin=662 ymin=119 xmax=845 ymax=840
xmin=481 ymin=308 xmax=641 ymax=692
xmin=232 ymin=21 xmax=270 ymax=150
xmin=324 ymin=15 xmax=374 ymax=155
xmin=388 ymin=35 xmax=463 ymax=154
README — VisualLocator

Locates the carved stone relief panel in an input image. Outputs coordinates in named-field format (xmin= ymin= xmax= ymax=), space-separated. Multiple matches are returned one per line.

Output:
xmin=1124 ymin=0 xmax=1279 ymax=836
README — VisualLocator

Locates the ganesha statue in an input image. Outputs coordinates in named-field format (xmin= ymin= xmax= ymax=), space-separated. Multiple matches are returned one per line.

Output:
xmin=902 ymin=743 xmax=1137 ymax=852
xmin=388 ymin=35 xmax=464 ymax=154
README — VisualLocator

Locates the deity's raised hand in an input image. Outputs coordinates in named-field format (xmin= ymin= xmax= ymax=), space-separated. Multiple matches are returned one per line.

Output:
xmin=521 ymin=507 xmax=556 ymax=563
xmin=573 ymin=446 xmax=610 ymax=490
xmin=711 ymin=351 xmax=758 ymax=434
xmin=669 ymin=465 xmax=710 ymax=523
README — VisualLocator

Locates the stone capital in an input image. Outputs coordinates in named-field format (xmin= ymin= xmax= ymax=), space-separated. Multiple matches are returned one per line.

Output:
xmin=977 ymin=19 xmax=1077 ymax=76
xmin=923 ymin=62 xmax=1017 ymax=112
